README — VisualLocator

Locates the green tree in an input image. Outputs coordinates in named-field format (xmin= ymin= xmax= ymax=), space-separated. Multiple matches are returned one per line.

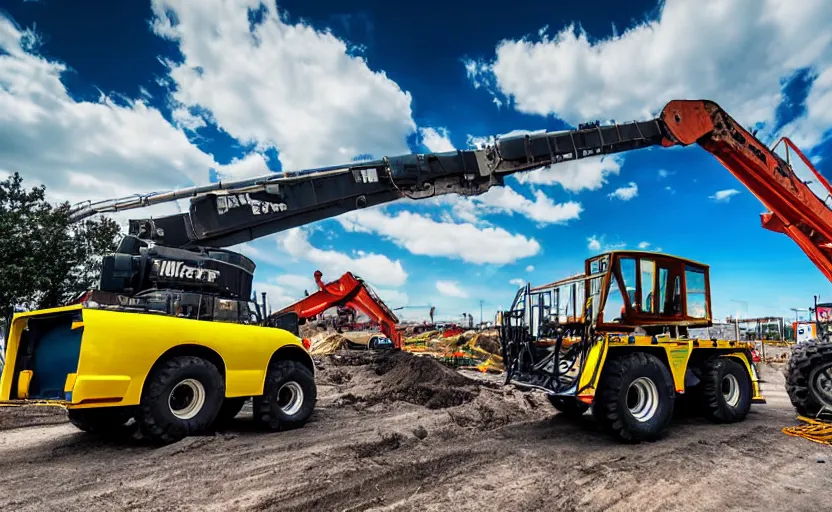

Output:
xmin=0 ymin=172 xmax=121 ymax=319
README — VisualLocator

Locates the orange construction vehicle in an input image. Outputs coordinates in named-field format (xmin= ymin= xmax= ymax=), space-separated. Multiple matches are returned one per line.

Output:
xmin=268 ymin=270 xmax=401 ymax=348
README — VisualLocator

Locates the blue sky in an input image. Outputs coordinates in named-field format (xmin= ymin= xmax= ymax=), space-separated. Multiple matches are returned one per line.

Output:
xmin=2 ymin=0 xmax=832 ymax=324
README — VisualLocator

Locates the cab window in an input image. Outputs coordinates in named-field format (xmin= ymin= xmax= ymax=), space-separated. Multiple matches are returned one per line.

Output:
xmin=640 ymin=259 xmax=656 ymax=313
xmin=685 ymin=266 xmax=708 ymax=318
xmin=658 ymin=267 xmax=669 ymax=314
xmin=670 ymin=275 xmax=681 ymax=314
xmin=620 ymin=257 xmax=636 ymax=308
xmin=602 ymin=276 xmax=625 ymax=323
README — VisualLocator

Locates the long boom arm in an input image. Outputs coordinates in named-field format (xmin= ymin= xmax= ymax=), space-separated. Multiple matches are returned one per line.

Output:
xmin=68 ymin=119 xmax=663 ymax=248
xmin=70 ymin=99 xmax=832 ymax=285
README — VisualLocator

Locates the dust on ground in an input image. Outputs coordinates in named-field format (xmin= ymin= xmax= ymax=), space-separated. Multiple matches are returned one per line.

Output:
xmin=0 ymin=353 xmax=830 ymax=512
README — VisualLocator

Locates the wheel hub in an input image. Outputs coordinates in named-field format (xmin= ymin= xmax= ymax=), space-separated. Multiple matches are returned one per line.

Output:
xmin=809 ymin=363 xmax=832 ymax=409
xmin=626 ymin=376 xmax=659 ymax=422
xmin=276 ymin=381 xmax=304 ymax=416
xmin=721 ymin=373 xmax=740 ymax=407
xmin=168 ymin=378 xmax=206 ymax=420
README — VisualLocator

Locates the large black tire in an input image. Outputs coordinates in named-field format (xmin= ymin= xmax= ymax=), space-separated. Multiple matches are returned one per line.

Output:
xmin=700 ymin=357 xmax=752 ymax=423
xmin=785 ymin=339 xmax=832 ymax=417
xmin=548 ymin=396 xmax=590 ymax=418
xmin=254 ymin=360 xmax=316 ymax=431
xmin=592 ymin=352 xmax=676 ymax=442
xmin=137 ymin=356 xmax=225 ymax=444
xmin=213 ymin=397 xmax=248 ymax=429
xmin=68 ymin=406 xmax=138 ymax=439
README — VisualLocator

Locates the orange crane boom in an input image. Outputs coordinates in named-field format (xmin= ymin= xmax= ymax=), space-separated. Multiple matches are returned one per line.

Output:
xmin=658 ymin=100 xmax=832 ymax=282
xmin=271 ymin=270 xmax=402 ymax=348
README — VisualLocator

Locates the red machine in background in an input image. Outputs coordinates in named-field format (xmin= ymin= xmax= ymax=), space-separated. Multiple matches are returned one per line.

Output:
xmin=271 ymin=270 xmax=402 ymax=348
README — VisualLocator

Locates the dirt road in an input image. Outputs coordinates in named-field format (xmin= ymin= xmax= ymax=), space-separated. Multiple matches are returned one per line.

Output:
xmin=1 ymin=352 xmax=829 ymax=512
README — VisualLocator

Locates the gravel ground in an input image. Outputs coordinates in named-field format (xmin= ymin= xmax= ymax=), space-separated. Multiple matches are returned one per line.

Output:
xmin=0 ymin=352 xmax=829 ymax=512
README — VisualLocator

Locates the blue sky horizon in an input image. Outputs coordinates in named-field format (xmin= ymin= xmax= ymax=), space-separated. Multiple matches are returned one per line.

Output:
xmin=2 ymin=0 xmax=832 ymax=324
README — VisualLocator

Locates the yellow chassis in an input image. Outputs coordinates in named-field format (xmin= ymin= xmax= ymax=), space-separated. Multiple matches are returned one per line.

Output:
xmin=566 ymin=333 xmax=765 ymax=404
xmin=0 ymin=304 xmax=313 ymax=409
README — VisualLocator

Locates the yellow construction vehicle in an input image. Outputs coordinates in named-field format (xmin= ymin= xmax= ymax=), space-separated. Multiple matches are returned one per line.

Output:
xmin=1 ymin=298 xmax=317 ymax=444
xmin=500 ymin=251 xmax=765 ymax=442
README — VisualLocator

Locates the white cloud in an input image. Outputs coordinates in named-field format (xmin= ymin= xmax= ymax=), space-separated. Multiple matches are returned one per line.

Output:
xmin=710 ymin=189 xmax=740 ymax=202
xmin=638 ymin=241 xmax=651 ymax=249
xmin=608 ymin=182 xmax=639 ymax=201
xmin=588 ymin=234 xmax=627 ymax=252
xmin=338 ymin=208 xmax=540 ymax=265
xmin=375 ymin=288 xmax=409 ymax=308
xmin=466 ymin=0 xmax=832 ymax=148
xmin=150 ymin=0 xmax=417 ymax=171
xmin=657 ymin=169 xmax=673 ymax=179
xmin=251 ymin=281 xmax=298 ymax=312
xmin=509 ymin=278 xmax=525 ymax=286
xmin=275 ymin=274 xmax=315 ymax=293
xmin=215 ymin=152 xmax=271 ymax=181
xmin=279 ymin=228 xmax=408 ymax=287
xmin=525 ymin=265 xmax=535 ymax=272
xmin=512 ymin=155 xmax=623 ymax=192
xmin=0 ymin=16 xmax=223 ymax=206
xmin=436 ymin=280 xmax=469 ymax=298
xmin=780 ymin=53 xmax=832 ymax=150
xmin=420 ymin=127 xmax=455 ymax=152
xmin=468 ymin=187 xmax=582 ymax=225
xmin=227 ymin=240 xmax=285 ymax=267
xmin=665 ymin=185 xmax=675 ymax=194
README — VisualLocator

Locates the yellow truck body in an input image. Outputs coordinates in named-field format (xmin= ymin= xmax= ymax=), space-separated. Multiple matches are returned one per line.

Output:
xmin=0 ymin=303 xmax=313 ymax=409
xmin=573 ymin=333 xmax=765 ymax=404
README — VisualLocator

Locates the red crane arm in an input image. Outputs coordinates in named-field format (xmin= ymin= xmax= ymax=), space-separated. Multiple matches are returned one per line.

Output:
xmin=658 ymin=100 xmax=832 ymax=283
xmin=273 ymin=270 xmax=402 ymax=348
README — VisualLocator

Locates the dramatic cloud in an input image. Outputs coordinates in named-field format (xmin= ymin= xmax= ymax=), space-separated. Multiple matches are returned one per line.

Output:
xmin=150 ymin=0 xmax=417 ymax=171
xmin=0 ymin=15 xmax=222 ymax=206
xmin=279 ymin=228 xmax=408 ymax=287
xmin=608 ymin=182 xmax=639 ymax=201
xmin=512 ymin=155 xmax=623 ymax=192
xmin=436 ymin=280 xmax=469 ymax=298
xmin=274 ymin=274 xmax=316 ymax=293
xmin=251 ymin=281 xmax=298 ymax=311
xmin=451 ymin=187 xmax=582 ymax=225
xmin=467 ymin=0 xmax=832 ymax=148
xmin=420 ymin=127 xmax=455 ymax=152
xmin=338 ymin=208 xmax=540 ymax=265
xmin=710 ymin=189 xmax=740 ymax=202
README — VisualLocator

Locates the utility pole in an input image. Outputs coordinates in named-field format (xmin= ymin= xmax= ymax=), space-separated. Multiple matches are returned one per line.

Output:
xmin=479 ymin=300 xmax=484 ymax=327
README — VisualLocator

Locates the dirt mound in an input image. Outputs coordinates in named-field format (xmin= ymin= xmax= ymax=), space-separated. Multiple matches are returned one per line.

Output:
xmin=448 ymin=387 xmax=551 ymax=430
xmin=370 ymin=351 xmax=480 ymax=409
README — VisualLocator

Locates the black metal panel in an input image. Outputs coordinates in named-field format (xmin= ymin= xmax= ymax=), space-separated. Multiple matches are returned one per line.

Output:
xmin=194 ymin=190 xmax=400 ymax=248
xmin=496 ymin=120 xmax=664 ymax=169
xmin=128 ymin=214 xmax=193 ymax=248
xmin=186 ymin=171 xmax=394 ymax=245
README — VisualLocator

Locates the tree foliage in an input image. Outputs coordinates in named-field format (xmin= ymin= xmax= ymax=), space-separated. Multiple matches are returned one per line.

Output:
xmin=0 ymin=172 xmax=121 ymax=317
